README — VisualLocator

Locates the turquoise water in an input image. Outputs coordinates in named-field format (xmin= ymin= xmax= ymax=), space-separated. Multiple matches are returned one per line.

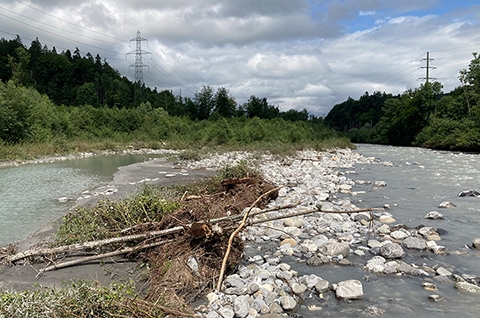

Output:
xmin=0 ymin=154 xmax=160 ymax=247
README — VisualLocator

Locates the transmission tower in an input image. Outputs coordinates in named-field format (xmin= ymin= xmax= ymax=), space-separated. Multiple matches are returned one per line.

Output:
xmin=419 ymin=51 xmax=437 ymax=84
xmin=126 ymin=30 xmax=151 ymax=104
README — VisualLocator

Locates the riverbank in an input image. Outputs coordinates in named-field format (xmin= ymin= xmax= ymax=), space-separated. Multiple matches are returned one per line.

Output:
xmin=0 ymin=155 xmax=216 ymax=292
xmin=181 ymin=148 xmax=480 ymax=317
xmin=2 ymin=146 xmax=480 ymax=317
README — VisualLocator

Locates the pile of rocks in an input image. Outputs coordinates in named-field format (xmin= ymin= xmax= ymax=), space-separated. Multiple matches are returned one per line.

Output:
xmin=187 ymin=149 xmax=390 ymax=317
xmin=186 ymin=149 xmax=480 ymax=317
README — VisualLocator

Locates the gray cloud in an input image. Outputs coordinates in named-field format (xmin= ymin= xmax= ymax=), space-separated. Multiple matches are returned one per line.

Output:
xmin=0 ymin=0 xmax=479 ymax=116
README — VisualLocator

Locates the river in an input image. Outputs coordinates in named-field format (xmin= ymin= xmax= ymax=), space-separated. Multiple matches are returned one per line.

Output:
xmin=0 ymin=153 xmax=165 ymax=247
xmin=1 ymin=145 xmax=479 ymax=317
xmin=293 ymin=144 xmax=480 ymax=317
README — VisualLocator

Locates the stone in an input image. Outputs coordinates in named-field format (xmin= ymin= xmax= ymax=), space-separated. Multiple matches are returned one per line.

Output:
xmin=207 ymin=292 xmax=219 ymax=305
xmin=428 ymin=295 xmax=444 ymax=302
xmin=233 ymin=296 xmax=250 ymax=318
xmin=280 ymin=238 xmax=298 ymax=246
xmin=379 ymin=215 xmax=396 ymax=223
xmin=383 ymin=264 xmax=398 ymax=275
xmin=225 ymin=274 xmax=245 ymax=288
xmin=315 ymin=280 xmax=330 ymax=293
xmin=291 ymin=282 xmax=307 ymax=295
xmin=378 ymin=224 xmax=391 ymax=235
xmin=307 ymin=256 xmax=323 ymax=266
xmin=379 ymin=243 xmax=405 ymax=259
xmin=472 ymin=238 xmax=480 ymax=249
xmin=458 ymin=189 xmax=480 ymax=197
xmin=362 ymin=305 xmax=386 ymax=316
xmin=247 ymin=283 xmax=260 ymax=295
xmin=396 ymin=261 xmax=420 ymax=276
xmin=279 ymin=295 xmax=297 ymax=310
xmin=187 ymin=256 xmax=200 ymax=276
xmin=324 ymin=242 xmax=350 ymax=257
xmin=301 ymin=274 xmax=323 ymax=288
xmin=424 ymin=211 xmax=444 ymax=220
xmin=455 ymin=282 xmax=480 ymax=293
xmin=374 ymin=181 xmax=387 ymax=187
xmin=368 ymin=240 xmax=382 ymax=248
xmin=249 ymin=255 xmax=264 ymax=264
xmin=436 ymin=267 xmax=452 ymax=277
xmin=431 ymin=245 xmax=449 ymax=255
xmin=366 ymin=256 xmax=386 ymax=271
xmin=354 ymin=214 xmax=370 ymax=222
xmin=390 ymin=230 xmax=409 ymax=240
xmin=403 ymin=237 xmax=427 ymax=250
xmin=426 ymin=234 xmax=441 ymax=241
xmin=338 ymin=258 xmax=352 ymax=266
xmin=260 ymin=314 xmax=284 ymax=318
xmin=269 ymin=302 xmax=284 ymax=314
xmin=224 ymin=287 xmax=247 ymax=295
xmin=250 ymin=298 xmax=267 ymax=313
xmin=335 ymin=279 xmax=364 ymax=300
xmin=418 ymin=226 xmax=437 ymax=236
xmin=438 ymin=201 xmax=456 ymax=208
xmin=284 ymin=218 xmax=303 ymax=228
xmin=422 ymin=283 xmax=438 ymax=291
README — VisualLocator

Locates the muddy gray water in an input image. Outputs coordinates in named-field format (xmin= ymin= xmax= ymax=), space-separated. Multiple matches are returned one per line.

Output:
xmin=246 ymin=144 xmax=480 ymax=317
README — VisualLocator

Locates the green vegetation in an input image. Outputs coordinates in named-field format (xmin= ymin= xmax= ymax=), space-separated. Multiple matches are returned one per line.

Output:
xmin=1 ymin=161 xmax=260 ymax=317
xmin=55 ymin=185 xmax=180 ymax=245
xmin=0 ymin=35 xmax=351 ymax=161
xmin=0 ymin=280 xmax=173 ymax=317
xmin=325 ymin=53 xmax=480 ymax=152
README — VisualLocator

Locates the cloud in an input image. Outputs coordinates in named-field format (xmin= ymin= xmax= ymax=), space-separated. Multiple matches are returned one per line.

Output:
xmin=359 ymin=10 xmax=376 ymax=16
xmin=0 ymin=0 xmax=479 ymax=116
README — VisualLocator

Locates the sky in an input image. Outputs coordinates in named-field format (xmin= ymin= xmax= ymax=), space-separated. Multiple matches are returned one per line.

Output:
xmin=0 ymin=0 xmax=480 ymax=116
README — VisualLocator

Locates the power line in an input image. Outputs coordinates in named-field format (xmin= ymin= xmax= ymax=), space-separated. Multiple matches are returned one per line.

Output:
xmin=0 ymin=11 xmax=125 ymax=57
xmin=13 ymin=0 xmax=127 ymax=43
xmin=0 ymin=5 xmax=125 ymax=49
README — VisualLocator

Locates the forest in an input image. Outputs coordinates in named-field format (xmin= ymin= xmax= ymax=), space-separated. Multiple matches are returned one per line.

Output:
xmin=0 ymin=35 xmax=345 ymax=160
xmin=324 ymin=53 xmax=480 ymax=152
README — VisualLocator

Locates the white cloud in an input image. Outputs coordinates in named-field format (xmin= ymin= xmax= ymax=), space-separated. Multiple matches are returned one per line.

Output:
xmin=0 ymin=0 xmax=479 ymax=116
xmin=359 ymin=10 xmax=376 ymax=16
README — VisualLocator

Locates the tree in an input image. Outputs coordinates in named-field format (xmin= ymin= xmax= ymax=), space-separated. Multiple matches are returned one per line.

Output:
xmin=194 ymin=85 xmax=214 ymax=120
xmin=459 ymin=52 xmax=480 ymax=117
xmin=214 ymin=87 xmax=236 ymax=118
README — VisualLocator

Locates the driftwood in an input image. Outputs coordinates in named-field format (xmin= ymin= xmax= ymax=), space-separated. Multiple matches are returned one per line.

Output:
xmin=119 ymin=202 xmax=300 ymax=234
xmin=3 ymin=187 xmax=383 ymax=275
xmin=216 ymin=185 xmax=285 ymax=291
xmin=4 ymin=227 xmax=184 ymax=264
xmin=37 ymin=239 xmax=171 ymax=275
xmin=4 ymin=203 xmax=300 ymax=265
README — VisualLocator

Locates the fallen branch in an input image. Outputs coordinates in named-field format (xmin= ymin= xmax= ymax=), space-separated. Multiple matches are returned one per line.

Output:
xmin=5 ymin=227 xmax=184 ymax=264
xmin=5 ymin=203 xmax=301 ymax=264
xmin=247 ymin=206 xmax=384 ymax=225
xmin=37 ymin=239 xmax=171 ymax=275
xmin=216 ymin=185 xmax=285 ymax=291
xmin=119 ymin=202 xmax=300 ymax=234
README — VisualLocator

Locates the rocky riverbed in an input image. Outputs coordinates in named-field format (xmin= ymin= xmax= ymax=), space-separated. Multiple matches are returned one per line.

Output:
xmin=182 ymin=148 xmax=480 ymax=318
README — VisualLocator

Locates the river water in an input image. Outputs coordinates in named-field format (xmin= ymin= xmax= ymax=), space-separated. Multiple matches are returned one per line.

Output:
xmin=0 ymin=153 xmax=162 ymax=247
xmin=293 ymin=144 xmax=480 ymax=317
xmin=1 ymin=145 xmax=480 ymax=317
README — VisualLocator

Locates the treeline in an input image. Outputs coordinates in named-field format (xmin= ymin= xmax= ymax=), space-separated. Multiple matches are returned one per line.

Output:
xmin=0 ymin=35 xmax=317 ymax=122
xmin=325 ymin=53 xmax=480 ymax=151
xmin=0 ymin=81 xmax=344 ymax=153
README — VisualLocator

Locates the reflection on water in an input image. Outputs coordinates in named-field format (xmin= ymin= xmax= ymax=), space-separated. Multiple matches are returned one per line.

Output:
xmin=0 ymin=154 xmax=161 ymax=246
